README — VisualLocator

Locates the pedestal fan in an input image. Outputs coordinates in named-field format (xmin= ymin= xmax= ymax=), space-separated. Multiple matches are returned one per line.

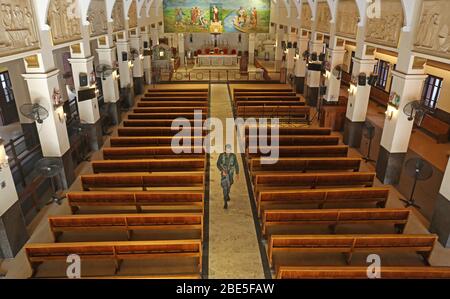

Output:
xmin=362 ymin=121 xmax=376 ymax=163
xmin=399 ymin=158 xmax=433 ymax=209
xmin=35 ymin=158 xmax=66 ymax=205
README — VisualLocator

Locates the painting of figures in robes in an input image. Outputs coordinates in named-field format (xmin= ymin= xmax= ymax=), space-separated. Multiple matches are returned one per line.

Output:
xmin=163 ymin=0 xmax=270 ymax=33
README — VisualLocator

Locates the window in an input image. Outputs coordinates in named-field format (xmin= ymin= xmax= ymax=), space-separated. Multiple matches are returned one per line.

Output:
xmin=0 ymin=72 xmax=14 ymax=103
xmin=349 ymin=51 xmax=355 ymax=74
xmin=373 ymin=59 xmax=390 ymax=89
xmin=421 ymin=75 xmax=443 ymax=110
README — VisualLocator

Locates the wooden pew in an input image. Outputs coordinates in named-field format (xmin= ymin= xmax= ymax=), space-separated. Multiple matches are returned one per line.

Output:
xmin=234 ymin=92 xmax=297 ymax=97
xmin=236 ymin=106 xmax=310 ymax=122
xmin=235 ymin=95 xmax=301 ymax=101
xmin=117 ymin=127 xmax=207 ymax=137
xmin=137 ymin=101 xmax=208 ymax=108
xmin=144 ymin=93 xmax=208 ymax=98
xmin=256 ymin=187 xmax=390 ymax=216
xmin=268 ymin=234 xmax=437 ymax=267
xmin=48 ymin=213 xmax=204 ymax=241
xmin=254 ymin=172 xmax=375 ymax=195
xmin=233 ymin=88 xmax=293 ymax=93
xmin=128 ymin=112 xmax=207 ymax=120
xmin=103 ymin=146 xmax=206 ymax=160
xmin=245 ymin=127 xmax=331 ymax=136
xmin=147 ymin=88 xmax=208 ymax=92
xmin=80 ymin=173 xmax=205 ymax=191
xmin=91 ymin=158 xmax=206 ymax=174
xmin=26 ymin=239 xmax=202 ymax=277
xmin=262 ymin=208 xmax=411 ymax=236
xmin=133 ymin=107 xmax=208 ymax=114
xmin=68 ymin=191 xmax=204 ymax=214
xmin=418 ymin=114 xmax=450 ymax=143
xmin=141 ymin=97 xmax=208 ymax=102
xmin=78 ymin=274 xmax=202 ymax=279
xmin=245 ymin=135 xmax=339 ymax=146
xmin=235 ymin=101 xmax=305 ymax=107
xmin=110 ymin=136 xmax=204 ymax=147
xmin=123 ymin=120 xmax=199 ymax=127
xmin=250 ymin=158 xmax=361 ymax=174
xmin=276 ymin=266 xmax=450 ymax=279
xmin=247 ymin=145 xmax=349 ymax=158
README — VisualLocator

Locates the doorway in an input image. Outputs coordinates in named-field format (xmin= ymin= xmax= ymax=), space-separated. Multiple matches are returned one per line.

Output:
xmin=0 ymin=71 xmax=19 ymax=126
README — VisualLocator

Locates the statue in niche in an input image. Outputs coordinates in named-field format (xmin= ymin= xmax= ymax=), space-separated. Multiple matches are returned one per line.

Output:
xmin=0 ymin=0 xmax=40 ymax=57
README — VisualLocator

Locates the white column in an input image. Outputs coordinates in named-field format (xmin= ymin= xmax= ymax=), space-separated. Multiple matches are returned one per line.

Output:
xmin=141 ymin=31 xmax=152 ymax=85
xmin=430 ymin=156 xmax=450 ymax=248
xmin=0 ymin=139 xmax=27 ymax=258
xmin=275 ymin=28 xmax=283 ymax=61
xmin=116 ymin=38 xmax=133 ymax=89
xmin=178 ymin=33 xmax=185 ymax=66
xmin=248 ymin=33 xmax=256 ymax=66
xmin=286 ymin=28 xmax=297 ymax=72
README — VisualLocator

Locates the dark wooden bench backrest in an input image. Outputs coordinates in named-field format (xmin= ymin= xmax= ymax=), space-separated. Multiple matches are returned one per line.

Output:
xmin=91 ymin=158 xmax=206 ymax=173
xmin=117 ymin=127 xmax=207 ymax=137
xmin=245 ymin=135 xmax=339 ymax=146
xmin=133 ymin=107 xmax=208 ymax=114
xmin=80 ymin=173 xmax=205 ymax=189
xmin=254 ymin=172 xmax=375 ymax=189
xmin=137 ymin=101 xmax=208 ymax=108
xmin=250 ymin=158 xmax=361 ymax=173
xmin=268 ymin=234 xmax=437 ymax=266
xmin=128 ymin=112 xmax=206 ymax=120
xmin=276 ymin=266 xmax=450 ymax=279
xmin=110 ymin=136 xmax=205 ymax=147
xmin=124 ymin=120 xmax=199 ymax=127
xmin=248 ymin=145 xmax=348 ymax=158
xmin=257 ymin=187 xmax=390 ymax=215
xmin=103 ymin=147 xmax=206 ymax=160
xmin=245 ymin=127 xmax=331 ymax=136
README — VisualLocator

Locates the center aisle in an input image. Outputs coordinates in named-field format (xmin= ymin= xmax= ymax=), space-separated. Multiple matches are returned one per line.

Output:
xmin=208 ymin=84 xmax=265 ymax=278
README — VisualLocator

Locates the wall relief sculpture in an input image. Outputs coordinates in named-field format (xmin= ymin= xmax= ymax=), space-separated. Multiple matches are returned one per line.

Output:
xmin=336 ymin=0 xmax=359 ymax=39
xmin=87 ymin=0 xmax=107 ymax=37
xmin=316 ymin=2 xmax=331 ymax=33
xmin=48 ymin=0 xmax=82 ymax=45
xmin=128 ymin=0 xmax=137 ymax=29
xmin=301 ymin=3 xmax=312 ymax=30
xmin=365 ymin=0 xmax=403 ymax=48
xmin=112 ymin=0 xmax=125 ymax=32
xmin=0 ymin=0 xmax=40 ymax=57
xmin=414 ymin=0 xmax=450 ymax=60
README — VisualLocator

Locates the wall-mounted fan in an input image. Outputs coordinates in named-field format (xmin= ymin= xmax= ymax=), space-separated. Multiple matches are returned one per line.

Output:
xmin=403 ymin=100 xmax=425 ymax=125
xmin=19 ymin=103 xmax=49 ymax=124
xmin=130 ymin=48 xmax=139 ymax=61
xmin=95 ymin=64 xmax=114 ymax=81
xmin=399 ymin=157 xmax=433 ymax=209
xmin=332 ymin=65 xmax=344 ymax=80
xmin=35 ymin=157 xmax=66 ymax=205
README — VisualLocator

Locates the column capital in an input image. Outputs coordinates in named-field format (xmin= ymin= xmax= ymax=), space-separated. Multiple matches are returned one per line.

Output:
xmin=22 ymin=68 xmax=59 ymax=80
xmin=391 ymin=69 xmax=427 ymax=80
xmin=67 ymin=56 xmax=95 ymax=65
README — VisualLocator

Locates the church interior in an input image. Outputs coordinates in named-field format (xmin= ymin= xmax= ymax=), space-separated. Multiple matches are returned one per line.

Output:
xmin=0 ymin=0 xmax=450 ymax=281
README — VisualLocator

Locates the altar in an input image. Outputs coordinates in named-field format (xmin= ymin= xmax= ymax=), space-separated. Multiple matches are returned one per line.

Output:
xmin=196 ymin=54 xmax=240 ymax=68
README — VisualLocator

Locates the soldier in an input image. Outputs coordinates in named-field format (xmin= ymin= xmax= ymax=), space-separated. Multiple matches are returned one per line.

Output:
xmin=217 ymin=144 xmax=240 ymax=209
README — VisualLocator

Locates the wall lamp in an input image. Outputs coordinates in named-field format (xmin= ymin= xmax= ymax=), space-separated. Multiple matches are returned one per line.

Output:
xmin=385 ymin=103 xmax=397 ymax=121
xmin=348 ymin=83 xmax=357 ymax=95
xmin=0 ymin=138 xmax=9 ymax=170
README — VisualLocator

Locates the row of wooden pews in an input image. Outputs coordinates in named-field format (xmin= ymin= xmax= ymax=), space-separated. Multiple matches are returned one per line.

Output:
xmin=25 ymin=86 xmax=210 ymax=279
xmin=232 ymin=88 xmax=310 ymax=124
xmin=235 ymin=86 xmax=450 ymax=279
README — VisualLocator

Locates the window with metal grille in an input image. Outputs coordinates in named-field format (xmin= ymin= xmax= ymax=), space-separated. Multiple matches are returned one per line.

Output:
xmin=421 ymin=75 xmax=443 ymax=110
xmin=0 ymin=71 xmax=14 ymax=103
xmin=373 ymin=59 xmax=390 ymax=89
